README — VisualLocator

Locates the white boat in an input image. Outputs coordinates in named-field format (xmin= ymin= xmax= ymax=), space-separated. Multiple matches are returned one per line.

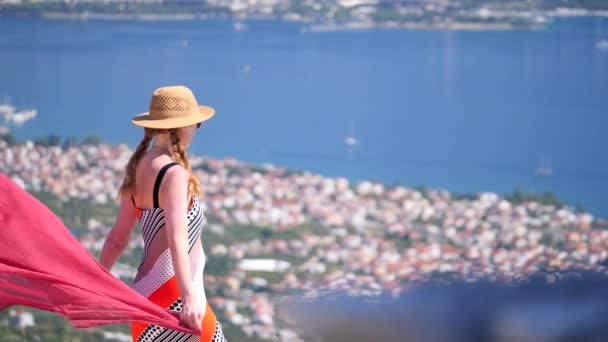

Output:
xmin=242 ymin=64 xmax=251 ymax=75
xmin=344 ymin=136 xmax=359 ymax=147
xmin=535 ymin=167 xmax=553 ymax=177
xmin=533 ymin=15 xmax=549 ymax=24
xmin=344 ymin=120 xmax=360 ymax=149
xmin=595 ymin=39 xmax=608 ymax=51
xmin=233 ymin=21 xmax=248 ymax=32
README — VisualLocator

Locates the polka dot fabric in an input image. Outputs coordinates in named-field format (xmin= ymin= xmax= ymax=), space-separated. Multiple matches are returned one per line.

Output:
xmin=132 ymin=249 xmax=175 ymax=298
xmin=212 ymin=321 xmax=227 ymax=342
xmin=130 ymin=191 xmax=226 ymax=342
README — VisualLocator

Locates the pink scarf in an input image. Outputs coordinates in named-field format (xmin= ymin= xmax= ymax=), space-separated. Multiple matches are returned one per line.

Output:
xmin=0 ymin=173 xmax=198 ymax=335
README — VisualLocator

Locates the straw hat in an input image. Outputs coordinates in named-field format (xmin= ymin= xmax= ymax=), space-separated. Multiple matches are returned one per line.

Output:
xmin=131 ymin=85 xmax=215 ymax=129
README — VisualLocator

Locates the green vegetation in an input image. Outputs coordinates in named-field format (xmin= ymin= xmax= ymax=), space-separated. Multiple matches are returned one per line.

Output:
xmin=82 ymin=135 xmax=103 ymax=146
xmin=413 ymin=185 xmax=429 ymax=198
xmin=5 ymin=133 xmax=103 ymax=148
xmin=452 ymin=192 xmax=479 ymax=201
xmin=204 ymin=221 xmax=324 ymax=247
xmin=385 ymin=231 xmax=412 ymax=252
xmin=458 ymin=0 xmax=608 ymax=10
xmin=503 ymin=189 xmax=564 ymax=208
xmin=194 ymin=160 xmax=214 ymax=173
xmin=0 ymin=306 xmax=108 ymax=341
xmin=0 ymin=1 xmax=230 ymax=16
xmin=0 ymin=131 xmax=17 ymax=146
xmin=371 ymin=4 xmax=437 ymax=24
xmin=29 ymin=190 xmax=118 ymax=234
xmin=32 ymin=134 xmax=63 ymax=147
xmin=219 ymin=321 xmax=261 ymax=342
xmin=540 ymin=0 xmax=608 ymax=10
xmin=204 ymin=255 xmax=237 ymax=276
xmin=245 ymin=271 xmax=284 ymax=287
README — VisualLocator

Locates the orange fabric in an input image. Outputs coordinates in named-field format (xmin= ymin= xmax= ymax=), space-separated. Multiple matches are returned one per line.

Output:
xmin=148 ymin=276 xmax=181 ymax=308
xmin=201 ymin=301 xmax=218 ymax=342
xmin=131 ymin=321 xmax=147 ymax=341
xmin=130 ymin=276 xmax=218 ymax=341
xmin=131 ymin=276 xmax=180 ymax=340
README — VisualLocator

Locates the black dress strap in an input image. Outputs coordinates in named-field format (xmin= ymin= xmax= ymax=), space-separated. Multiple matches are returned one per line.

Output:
xmin=153 ymin=162 xmax=179 ymax=208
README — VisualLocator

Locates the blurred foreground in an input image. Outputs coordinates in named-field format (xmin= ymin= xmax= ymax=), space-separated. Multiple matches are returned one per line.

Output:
xmin=281 ymin=269 xmax=608 ymax=342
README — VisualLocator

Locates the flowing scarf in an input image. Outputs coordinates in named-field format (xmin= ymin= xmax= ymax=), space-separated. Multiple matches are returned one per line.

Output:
xmin=0 ymin=173 xmax=198 ymax=335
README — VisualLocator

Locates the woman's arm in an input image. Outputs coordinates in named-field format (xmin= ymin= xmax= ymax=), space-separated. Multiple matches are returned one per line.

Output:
xmin=160 ymin=166 xmax=196 ymax=300
xmin=161 ymin=166 xmax=202 ymax=331
xmin=99 ymin=194 xmax=138 ymax=271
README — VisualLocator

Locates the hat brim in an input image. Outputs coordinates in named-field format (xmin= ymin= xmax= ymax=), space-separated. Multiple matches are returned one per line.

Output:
xmin=131 ymin=105 xmax=215 ymax=129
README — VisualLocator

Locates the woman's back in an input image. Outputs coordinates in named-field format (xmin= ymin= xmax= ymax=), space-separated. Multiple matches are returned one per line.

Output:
xmin=131 ymin=150 xmax=183 ymax=210
xmin=129 ymin=151 xmax=225 ymax=342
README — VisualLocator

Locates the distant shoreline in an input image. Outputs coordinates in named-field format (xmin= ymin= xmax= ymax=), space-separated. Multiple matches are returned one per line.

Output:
xmin=0 ymin=134 xmax=604 ymax=219
xmin=306 ymin=21 xmax=538 ymax=32
xmin=37 ymin=13 xmax=538 ymax=31
xmin=0 ymin=8 xmax=606 ymax=32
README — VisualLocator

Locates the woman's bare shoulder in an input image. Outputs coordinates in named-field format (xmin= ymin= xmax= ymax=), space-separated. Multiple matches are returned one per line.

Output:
xmin=161 ymin=163 xmax=188 ymax=191
xmin=159 ymin=163 xmax=188 ymax=209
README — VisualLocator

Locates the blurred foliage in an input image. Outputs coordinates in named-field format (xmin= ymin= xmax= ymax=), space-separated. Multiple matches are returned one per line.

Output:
xmin=29 ymin=190 xmax=118 ymax=234
xmin=82 ymin=135 xmax=102 ymax=146
xmin=0 ymin=307 xmax=108 ymax=341
xmin=0 ymin=131 xmax=17 ymax=146
xmin=32 ymin=134 xmax=62 ymax=147
xmin=503 ymin=189 xmax=564 ymax=207
xmin=540 ymin=0 xmax=608 ymax=10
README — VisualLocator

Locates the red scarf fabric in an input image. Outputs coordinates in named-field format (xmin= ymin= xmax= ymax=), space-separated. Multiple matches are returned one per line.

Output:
xmin=0 ymin=173 xmax=198 ymax=335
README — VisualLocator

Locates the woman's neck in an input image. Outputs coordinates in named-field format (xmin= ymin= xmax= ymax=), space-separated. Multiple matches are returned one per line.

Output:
xmin=151 ymin=134 xmax=174 ymax=154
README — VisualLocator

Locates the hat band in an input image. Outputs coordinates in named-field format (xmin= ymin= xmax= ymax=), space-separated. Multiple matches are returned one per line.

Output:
xmin=146 ymin=108 xmax=201 ymax=120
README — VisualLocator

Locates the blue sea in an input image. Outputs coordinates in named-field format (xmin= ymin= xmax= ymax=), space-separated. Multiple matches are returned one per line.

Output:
xmin=0 ymin=17 xmax=607 ymax=216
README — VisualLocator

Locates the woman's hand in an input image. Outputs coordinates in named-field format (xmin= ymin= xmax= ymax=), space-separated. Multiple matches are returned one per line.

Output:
xmin=180 ymin=295 xmax=203 ymax=333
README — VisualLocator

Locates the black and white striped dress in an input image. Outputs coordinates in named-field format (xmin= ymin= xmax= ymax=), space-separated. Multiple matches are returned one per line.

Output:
xmin=130 ymin=162 xmax=227 ymax=342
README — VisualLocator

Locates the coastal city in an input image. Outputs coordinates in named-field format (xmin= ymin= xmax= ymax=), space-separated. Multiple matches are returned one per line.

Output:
xmin=1 ymin=0 xmax=608 ymax=31
xmin=1 ymin=137 xmax=607 ymax=341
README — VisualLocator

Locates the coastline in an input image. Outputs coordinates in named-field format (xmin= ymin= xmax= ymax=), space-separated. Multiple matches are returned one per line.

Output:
xmin=307 ymin=21 xmax=540 ymax=32
xmin=0 ymin=137 xmax=604 ymax=221
xmin=0 ymin=8 xmax=606 ymax=32
xmin=40 ymin=11 xmax=203 ymax=21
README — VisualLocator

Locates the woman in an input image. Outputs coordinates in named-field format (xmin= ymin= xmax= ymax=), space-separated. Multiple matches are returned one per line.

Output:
xmin=99 ymin=85 xmax=227 ymax=342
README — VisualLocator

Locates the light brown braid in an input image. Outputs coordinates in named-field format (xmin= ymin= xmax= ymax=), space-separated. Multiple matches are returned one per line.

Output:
xmin=118 ymin=128 xmax=155 ymax=197
xmin=169 ymin=128 xmax=201 ymax=204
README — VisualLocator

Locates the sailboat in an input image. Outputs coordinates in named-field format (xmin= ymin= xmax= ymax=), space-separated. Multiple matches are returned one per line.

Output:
xmin=344 ymin=120 xmax=360 ymax=148
xmin=535 ymin=156 xmax=553 ymax=177
xmin=344 ymin=120 xmax=360 ymax=160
